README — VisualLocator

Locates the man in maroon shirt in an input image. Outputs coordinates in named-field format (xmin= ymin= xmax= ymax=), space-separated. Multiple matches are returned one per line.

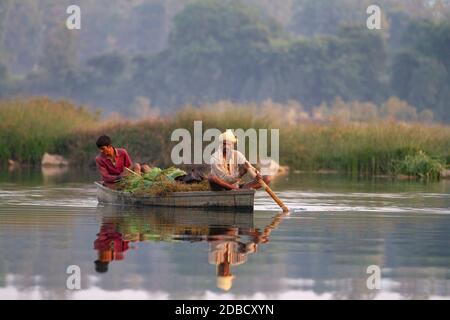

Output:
xmin=95 ymin=135 xmax=149 ymax=187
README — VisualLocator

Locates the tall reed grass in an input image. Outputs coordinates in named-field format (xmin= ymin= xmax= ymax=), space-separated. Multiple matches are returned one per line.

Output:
xmin=0 ymin=98 xmax=98 ymax=164
xmin=1 ymin=98 xmax=449 ymax=177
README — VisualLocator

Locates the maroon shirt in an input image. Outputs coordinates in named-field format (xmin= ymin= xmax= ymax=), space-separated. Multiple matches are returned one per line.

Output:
xmin=94 ymin=222 xmax=130 ymax=261
xmin=95 ymin=148 xmax=132 ymax=184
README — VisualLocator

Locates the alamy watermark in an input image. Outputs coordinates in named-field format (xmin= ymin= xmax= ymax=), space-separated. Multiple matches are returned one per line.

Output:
xmin=366 ymin=265 xmax=381 ymax=290
xmin=66 ymin=5 xmax=81 ymax=30
xmin=66 ymin=265 xmax=81 ymax=290
xmin=170 ymin=121 xmax=279 ymax=173
xmin=65 ymin=4 xmax=384 ymax=31
xmin=366 ymin=5 xmax=382 ymax=30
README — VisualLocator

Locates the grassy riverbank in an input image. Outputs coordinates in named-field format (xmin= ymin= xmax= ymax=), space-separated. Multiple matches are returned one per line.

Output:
xmin=1 ymin=98 xmax=449 ymax=177
xmin=0 ymin=98 xmax=99 ymax=164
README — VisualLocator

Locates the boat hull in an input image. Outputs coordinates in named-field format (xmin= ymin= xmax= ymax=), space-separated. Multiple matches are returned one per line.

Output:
xmin=95 ymin=182 xmax=255 ymax=211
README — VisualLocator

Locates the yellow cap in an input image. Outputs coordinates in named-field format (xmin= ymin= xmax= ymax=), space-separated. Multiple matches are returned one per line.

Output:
xmin=217 ymin=275 xmax=235 ymax=291
xmin=218 ymin=130 xmax=237 ymax=143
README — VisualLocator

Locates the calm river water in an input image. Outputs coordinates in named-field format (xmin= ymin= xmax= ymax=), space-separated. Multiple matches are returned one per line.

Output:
xmin=0 ymin=168 xmax=449 ymax=299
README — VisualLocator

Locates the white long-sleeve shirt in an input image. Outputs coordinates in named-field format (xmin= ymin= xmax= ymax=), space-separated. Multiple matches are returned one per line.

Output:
xmin=210 ymin=149 xmax=247 ymax=186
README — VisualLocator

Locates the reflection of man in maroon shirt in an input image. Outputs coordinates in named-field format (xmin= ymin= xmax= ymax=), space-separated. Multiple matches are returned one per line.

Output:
xmin=95 ymin=135 xmax=150 ymax=187
xmin=94 ymin=222 xmax=130 ymax=273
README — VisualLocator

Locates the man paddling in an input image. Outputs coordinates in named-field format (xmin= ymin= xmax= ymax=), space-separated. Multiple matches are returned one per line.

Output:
xmin=208 ymin=130 xmax=270 ymax=191
xmin=95 ymin=135 xmax=150 ymax=187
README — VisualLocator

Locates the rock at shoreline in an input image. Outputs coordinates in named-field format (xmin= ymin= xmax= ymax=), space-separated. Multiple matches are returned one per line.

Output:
xmin=8 ymin=159 xmax=20 ymax=167
xmin=42 ymin=165 xmax=69 ymax=177
xmin=442 ymin=169 xmax=450 ymax=179
xmin=8 ymin=159 xmax=21 ymax=171
xmin=41 ymin=153 xmax=69 ymax=167
xmin=259 ymin=159 xmax=289 ymax=177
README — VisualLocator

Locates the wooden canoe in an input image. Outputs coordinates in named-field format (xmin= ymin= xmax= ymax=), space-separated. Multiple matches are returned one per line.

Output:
xmin=95 ymin=182 xmax=255 ymax=211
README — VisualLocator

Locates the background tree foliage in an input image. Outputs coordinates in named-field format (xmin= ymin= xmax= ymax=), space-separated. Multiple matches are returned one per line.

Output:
xmin=0 ymin=0 xmax=449 ymax=121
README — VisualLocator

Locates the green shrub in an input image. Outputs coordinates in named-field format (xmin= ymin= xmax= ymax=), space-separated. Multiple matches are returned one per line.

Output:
xmin=393 ymin=151 xmax=445 ymax=180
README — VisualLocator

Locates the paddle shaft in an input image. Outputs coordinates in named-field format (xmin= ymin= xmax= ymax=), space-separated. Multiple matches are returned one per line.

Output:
xmin=247 ymin=164 xmax=289 ymax=213
xmin=259 ymin=179 xmax=289 ymax=212
xmin=124 ymin=166 xmax=141 ymax=176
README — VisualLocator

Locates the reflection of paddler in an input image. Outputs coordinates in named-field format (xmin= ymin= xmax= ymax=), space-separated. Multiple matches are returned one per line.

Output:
xmin=208 ymin=228 xmax=258 ymax=266
xmin=207 ymin=227 xmax=259 ymax=291
xmin=210 ymin=241 xmax=247 ymax=292
xmin=217 ymin=262 xmax=234 ymax=292
xmin=207 ymin=213 xmax=288 ymax=291
xmin=94 ymin=222 xmax=130 ymax=273
xmin=209 ymin=241 xmax=249 ymax=266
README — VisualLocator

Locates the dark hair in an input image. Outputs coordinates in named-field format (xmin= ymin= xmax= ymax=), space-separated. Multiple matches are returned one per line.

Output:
xmin=96 ymin=135 xmax=112 ymax=148
xmin=95 ymin=260 xmax=109 ymax=273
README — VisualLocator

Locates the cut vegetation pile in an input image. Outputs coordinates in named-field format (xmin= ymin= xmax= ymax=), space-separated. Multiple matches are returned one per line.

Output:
xmin=118 ymin=167 xmax=210 ymax=196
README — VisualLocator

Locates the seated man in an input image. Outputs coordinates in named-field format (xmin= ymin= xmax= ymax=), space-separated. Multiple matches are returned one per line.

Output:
xmin=208 ymin=130 xmax=270 ymax=191
xmin=95 ymin=135 xmax=150 ymax=187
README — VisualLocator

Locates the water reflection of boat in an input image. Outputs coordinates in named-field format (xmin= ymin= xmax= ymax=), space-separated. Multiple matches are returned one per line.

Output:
xmin=94 ymin=206 xmax=286 ymax=291
xmin=95 ymin=182 xmax=255 ymax=210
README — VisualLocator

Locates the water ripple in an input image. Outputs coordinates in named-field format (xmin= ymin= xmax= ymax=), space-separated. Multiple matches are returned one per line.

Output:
xmin=254 ymin=190 xmax=450 ymax=214
xmin=0 ymin=186 xmax=98 ymax=208
xmin=0 ymin=185 xmax=449 ymax=214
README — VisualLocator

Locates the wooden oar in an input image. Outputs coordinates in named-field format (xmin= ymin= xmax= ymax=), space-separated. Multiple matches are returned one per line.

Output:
xmin=247 ymin=163 xmax=289 ymax=213
xmin=124 ymin=166 xmax=141 ymax=177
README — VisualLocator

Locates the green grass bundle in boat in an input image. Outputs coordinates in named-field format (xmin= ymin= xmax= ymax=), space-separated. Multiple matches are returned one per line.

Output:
xmin=118 ymin=167 xmax=210 ymax=196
